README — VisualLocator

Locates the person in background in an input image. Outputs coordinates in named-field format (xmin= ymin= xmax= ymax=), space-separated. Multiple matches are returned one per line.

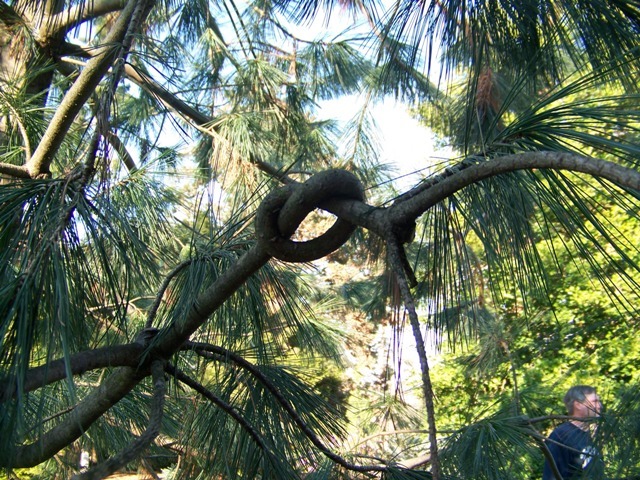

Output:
xmin=543 ymin=385 xmax=604 ymax=479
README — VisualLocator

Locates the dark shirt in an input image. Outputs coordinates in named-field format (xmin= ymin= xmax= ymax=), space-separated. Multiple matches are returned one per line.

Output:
xmin=542 ymin=422 xmax=602 ymax=479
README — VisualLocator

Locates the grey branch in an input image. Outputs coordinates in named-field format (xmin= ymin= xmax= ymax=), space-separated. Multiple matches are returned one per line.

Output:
xmin=389 ymin=152 xmax=640 ymax=227
xmin=0 ymin=343 xmax=145 ymax=400
xmin=11 ymin=367 xmax=143 ymax=468
xmin=386 ymin=237 xmax=441 ymax=479
xmin=314 ymin=152 xmax=640 ymax=239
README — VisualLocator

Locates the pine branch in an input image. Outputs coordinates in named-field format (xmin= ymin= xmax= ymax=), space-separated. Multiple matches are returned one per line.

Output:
xmin=6 ymin=327 xmax=159 ymax=469
xmin=123 ymin=63 xmax=296 ymax=183
xmin=10 ymin=366 xmax=142 ymax=468
xmin=166 ymin=364 xmax=273 ymax=456
xmin=144 ymin=259 xmax=193 ymax=329
xmin=85 ymin=0 xmax=154 ymax=180
xmin=105 ymin=130 xmax=137 ymax=172
xmin=0 ymin=163 xmax=30 ymax=178
xmin=0 ymin=343 xmax=145 ymax=400
xmin=152 ymin=244 xmax=271 ymax=358
xmin=389 ymin=152 xmax=640 ymax=225
xmin=123 ymin=63 xmax=211 ymax=126
xmin=309 ymin=152 xmax=640 ymax=240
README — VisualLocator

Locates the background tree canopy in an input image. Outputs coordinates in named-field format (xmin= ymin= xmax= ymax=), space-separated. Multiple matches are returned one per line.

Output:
xmin=1 ymin=0 xmax=640 ymax=479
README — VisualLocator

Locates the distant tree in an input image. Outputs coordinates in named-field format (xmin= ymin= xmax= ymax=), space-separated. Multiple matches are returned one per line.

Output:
xmin=1 ymin=1 xmax=640 ymax=479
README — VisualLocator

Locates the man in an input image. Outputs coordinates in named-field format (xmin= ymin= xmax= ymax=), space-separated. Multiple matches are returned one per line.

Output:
xmin=543 ymin=385 xmax=604 ymax=479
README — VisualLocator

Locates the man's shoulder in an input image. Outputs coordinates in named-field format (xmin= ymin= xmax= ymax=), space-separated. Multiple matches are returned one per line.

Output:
xmin=549 ymin=422 xmax=583 ymax=440
xmin=554 ymin=422 xmax=579 ymax=433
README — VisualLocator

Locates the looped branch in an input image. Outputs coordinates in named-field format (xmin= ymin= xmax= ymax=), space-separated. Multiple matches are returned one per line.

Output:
xmin=255 ymin=169 xmax=365 ymax=262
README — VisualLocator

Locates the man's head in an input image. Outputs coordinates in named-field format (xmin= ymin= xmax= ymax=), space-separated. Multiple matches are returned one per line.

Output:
xmin=564 ymin=385 xmax=602 ymax=417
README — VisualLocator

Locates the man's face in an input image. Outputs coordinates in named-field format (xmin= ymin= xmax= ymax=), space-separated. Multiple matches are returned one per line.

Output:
xmin=574 ymin=392 xmax=602 ymax=418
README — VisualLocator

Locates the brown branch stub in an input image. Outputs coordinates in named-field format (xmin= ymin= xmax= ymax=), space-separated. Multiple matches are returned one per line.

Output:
xmin=0 ymin=163 xmax=31 ymax=179
xmin=254 ymin=169 xmax=365 ymax=262
xmin=0 ymin=343 xmax=145 ymax=401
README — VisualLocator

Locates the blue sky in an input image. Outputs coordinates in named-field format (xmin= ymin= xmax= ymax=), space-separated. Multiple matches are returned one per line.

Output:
xmin=319 ymin=95 xmax=452 ymax=189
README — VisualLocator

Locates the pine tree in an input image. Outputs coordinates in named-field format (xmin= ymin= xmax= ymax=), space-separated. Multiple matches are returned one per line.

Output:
xmin=1 ymin=1 xmax=640 ymax=479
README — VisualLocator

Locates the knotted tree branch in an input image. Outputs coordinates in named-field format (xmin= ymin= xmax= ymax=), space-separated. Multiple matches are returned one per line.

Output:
xmin=5 ymin=153 xmax=640 ymax=474
xmin=4 ymin=168 xmax=366 ymax=468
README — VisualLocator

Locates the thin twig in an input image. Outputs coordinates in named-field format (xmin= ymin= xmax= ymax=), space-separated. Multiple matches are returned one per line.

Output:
xmin=2 ymin=97 xmax=32 ymax=162
xmin=165 ymin=364 xmax=276 ymax=458
xmin=145 ymin=259 xmax=193 ymax=329
xmin=184 ymin=341 xmax=388 ymax=474
xmin=84 ymin=0 xmax=155 ymax=182
xmin=526 ymin=421 xmax=564 ymax=480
